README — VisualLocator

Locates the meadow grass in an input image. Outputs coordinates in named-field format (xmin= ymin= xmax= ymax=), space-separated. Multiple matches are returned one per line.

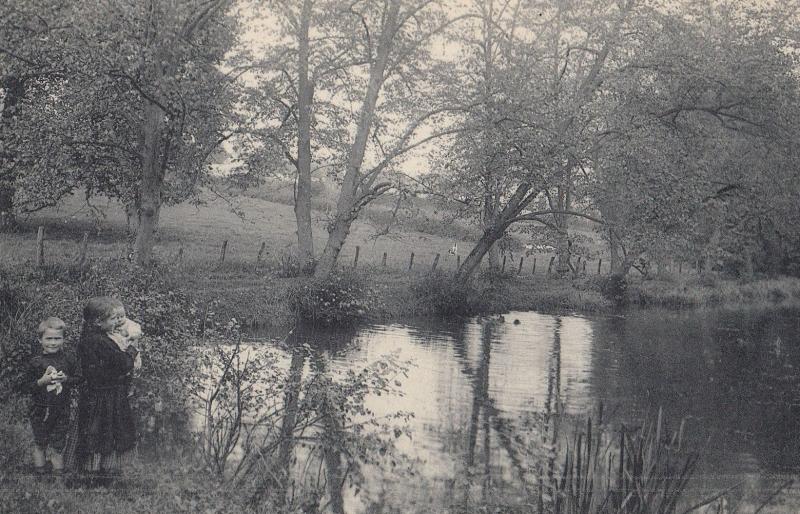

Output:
xmin=1 ymin=190 xmax=489 ymax=274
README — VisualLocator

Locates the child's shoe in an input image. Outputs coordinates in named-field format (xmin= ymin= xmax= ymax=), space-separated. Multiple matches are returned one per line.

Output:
xmin=51 ymin=468 xmax=65 ymax=486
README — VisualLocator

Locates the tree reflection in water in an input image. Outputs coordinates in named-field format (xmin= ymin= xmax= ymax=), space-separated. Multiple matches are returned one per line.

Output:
xmin=243 ymin=325 xmax=413 ymax=513
xmin=444 ymin=317 xmax=566 ymax=513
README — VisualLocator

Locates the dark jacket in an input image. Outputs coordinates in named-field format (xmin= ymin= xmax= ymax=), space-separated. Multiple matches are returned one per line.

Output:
xmin=25 ymin=350 xmax=82 ymax=407
xmin=77 ymin=328 xmax=137 ymax=389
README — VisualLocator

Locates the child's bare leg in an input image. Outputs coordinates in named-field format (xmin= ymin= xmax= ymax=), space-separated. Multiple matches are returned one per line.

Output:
xmin=32 ymin=445 xmax=46 ymax=469
xmin=51 ymin=451 xmax=64 ymax=471
xmin=100 ymin=453 xmax=115 ymax=472
xmin=90 ymin=452 xmax=102 ymax=472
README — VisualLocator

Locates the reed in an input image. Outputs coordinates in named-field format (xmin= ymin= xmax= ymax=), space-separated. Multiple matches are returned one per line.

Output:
xmin=545 ymin=408 xmax=698 ymax=514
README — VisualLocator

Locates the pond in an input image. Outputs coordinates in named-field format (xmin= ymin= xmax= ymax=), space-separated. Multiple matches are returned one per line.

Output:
xmin=188 ymin=306 xmax=800 ymax=512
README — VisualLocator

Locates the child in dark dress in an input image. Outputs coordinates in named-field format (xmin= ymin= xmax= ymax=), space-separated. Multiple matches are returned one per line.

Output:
xmin=25 ymin=317 xmax=82 ymax=478
xmin=74 ymin=297 xmax=139 ymax=485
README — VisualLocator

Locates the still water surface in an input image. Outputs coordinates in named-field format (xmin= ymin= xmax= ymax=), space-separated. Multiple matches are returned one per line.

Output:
xmin=240 ymin=307 xmax=800 ymax=512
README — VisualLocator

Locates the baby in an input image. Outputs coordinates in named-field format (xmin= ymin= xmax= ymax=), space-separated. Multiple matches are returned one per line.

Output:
xmin=108 ymin=318 xmax=143 ymax=395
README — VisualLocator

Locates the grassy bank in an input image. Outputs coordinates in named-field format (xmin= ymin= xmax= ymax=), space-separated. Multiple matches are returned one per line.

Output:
xmin=3 ymin=190 xmax=800 ymax=327
xmin=169 ymin=265 xmax=800 ymax=328
xmin=3 ymin=257 xmax=800 ymax=331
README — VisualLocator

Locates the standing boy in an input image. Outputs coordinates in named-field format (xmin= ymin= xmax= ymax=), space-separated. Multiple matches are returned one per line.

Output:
xmin=24 ymin=317 xmax=82 ymax=477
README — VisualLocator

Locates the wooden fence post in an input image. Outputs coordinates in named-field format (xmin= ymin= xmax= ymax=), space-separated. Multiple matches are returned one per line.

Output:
xmin=408 ymin=252 xmax=415 ymax=271
xmin=77 ymin=232 xmax=89 ymax=269
xmin=679 ymin=261 xmax=682 ymax=274
xmin=456 ymin=254 xmax=461 ymax=269
xmin=219 ymin=240 xmax=228 ymax=264
xmin=547 ymin=256 xmax=555 ymax=274
xmin=36 ymin=226 xmax=44 ymax=267
xmin=532 ymin=257 xmax=537 ymax=274
xmin=597 ymin=259 xmax=602 ymax=275
xmin=501 ymin=255 xmax=507 ymax=273
xmin=517 ymin=256 xmax=524 ymax=275
xmin=353 ymin=246 xmax=360 ymax=268
xmin=582 ymin=260 xmax=586 ymax=274
xmin=381 ymin=252 xmax=387 ymax=267
xmin=257 ymin=242 xmax=266 ymax=264
xmin=432 ymin=253 xmax=440 ymax=271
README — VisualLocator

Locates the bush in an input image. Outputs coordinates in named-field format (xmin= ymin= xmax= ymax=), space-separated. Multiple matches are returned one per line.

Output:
xmin=0 ymin=259 xmax=202 ymax=432
xmin=600 ymin=274 xmax=628 ymax=306
xmin=410 ymin=270 xmax=482 ymax=317
xmin=289 ymin=269 xmax=374 ymax=326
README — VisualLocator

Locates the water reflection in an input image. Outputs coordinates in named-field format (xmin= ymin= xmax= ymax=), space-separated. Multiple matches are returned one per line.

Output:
xmin=194 ymin=307 xmax=800 ymax=512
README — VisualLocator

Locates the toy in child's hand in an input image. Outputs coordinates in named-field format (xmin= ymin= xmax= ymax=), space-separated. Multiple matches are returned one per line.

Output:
xmin=43 ymin=366 xmax=64 ymax=394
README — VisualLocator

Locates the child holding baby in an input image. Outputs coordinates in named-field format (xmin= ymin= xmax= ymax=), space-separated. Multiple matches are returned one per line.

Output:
xmin=72 ymin=297 xmax=140 ymax=485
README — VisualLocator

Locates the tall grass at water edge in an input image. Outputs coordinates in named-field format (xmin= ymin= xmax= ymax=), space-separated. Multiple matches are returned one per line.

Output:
xmin=544 ymin=408 xmax=697 ymax=514
xmin=629 ymin=275 xmax=800 ymax=309
xmin=541 ymin=407 xmax=793 ymax=514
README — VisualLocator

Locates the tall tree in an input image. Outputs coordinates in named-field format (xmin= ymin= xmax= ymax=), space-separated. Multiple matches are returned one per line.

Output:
xmin=253 ymin=0 xmax=465 ymax=277
xmin=431 ymin=0 xmax=638 ymax=282
xmin=590 ymin=1 xmax=800 ymax=277
xmin=3 ymin=0 xmax=240 ymax=264
xmin=0 ymin=1 xmax=76 ymax=230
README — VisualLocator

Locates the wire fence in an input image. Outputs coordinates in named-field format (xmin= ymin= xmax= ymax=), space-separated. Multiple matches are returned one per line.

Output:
xmin=28 ymin=225 xmax=700 ymax=277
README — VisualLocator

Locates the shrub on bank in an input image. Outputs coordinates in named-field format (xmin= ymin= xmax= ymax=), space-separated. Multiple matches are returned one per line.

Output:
xmin=289 ymin=268 xmax=376 ymax=326
xmin=410 ymin=270 xmax=484 ymax=317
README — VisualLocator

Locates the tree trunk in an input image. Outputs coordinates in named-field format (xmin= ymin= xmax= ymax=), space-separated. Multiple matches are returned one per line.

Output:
xmin=0 ymin=187 xmax=14 ymax=232
xmin=456 ymin=224 xmax=507 ymax=282
xmin=315 ymin=205 xmax=354 ymax=278
xmin=702 ymin=224 xmax=721 ymax=274
xmin=133 ymin=101 xmax=164 ymax=266
xmin=554 ymin=183 xmax=571 ymax=276
xmin=0 ymin=75 xmax=26 ymax=231
xmin=455 ymin=181 xmax=537 ymax=282
xmin=609 ymin=229 xmax=622 ymax=273
xmin=481 ymin=3 xmax=499 ymax=272
xmin=294 ymin=0 xmax=315 ymax=270
xmin=483 ymin=192 xmax=500 ymax=270
xmin=314 ymin=2 xmax=400 ymax=278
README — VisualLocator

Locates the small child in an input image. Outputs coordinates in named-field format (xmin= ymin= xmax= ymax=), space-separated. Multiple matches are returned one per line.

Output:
xmin=25 ymin=317 xmax=82 ymax=477
xmin=108 ymin=318 xmax=143 ymax=396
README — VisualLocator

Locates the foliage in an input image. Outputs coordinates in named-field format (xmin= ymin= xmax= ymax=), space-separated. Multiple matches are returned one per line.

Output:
xmin=245 ymin=0 xmax=462 ymax=276
xmin=601 ymin=275 xmax=628 ymax=307
xmin=289 ymin=269 xmax=375 ymax=326
xmin=2 ymin=0 xmax=242 ymax=263
xmin=190 ymin=329 xmax=285 ymax=479
xmin=410 ymin=270 xmax=483 ymax=317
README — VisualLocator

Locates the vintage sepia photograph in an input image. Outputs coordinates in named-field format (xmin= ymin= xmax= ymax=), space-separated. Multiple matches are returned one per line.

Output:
xmin=2 ymin=0 xmax=800 ymax=512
